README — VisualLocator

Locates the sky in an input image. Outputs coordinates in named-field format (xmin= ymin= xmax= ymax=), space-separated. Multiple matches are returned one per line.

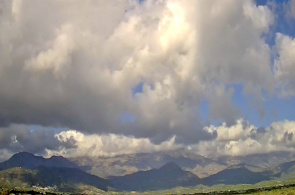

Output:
xmin=0 ymin=0 xmax=295 ymax=161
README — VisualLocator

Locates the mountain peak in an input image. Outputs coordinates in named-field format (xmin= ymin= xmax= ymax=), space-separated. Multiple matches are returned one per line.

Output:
xmin=0 ymin=152 xmax=79 ymax=171
xmin=159 ymin=162 xmax=182 ymax=171
xmin=50 ymin=155 xmax=67 ymax=160
xmin=111 ymin=161 xmax=200 ymax=191
xmin=12 ymin=151 xmax=36 ymax=158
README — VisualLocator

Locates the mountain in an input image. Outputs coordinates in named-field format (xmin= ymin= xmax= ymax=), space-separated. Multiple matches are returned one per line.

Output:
xmin=203 ymin=165 xmax=271 ymax=185
xmin=270 ymin=160 xmax=295 ymax=175
xmin=216 ymin=151 xmax=295 ymax=168
xmin=0 ymin=166 xmax=110 ymax=192
xmin=263 ymin=160 xmax=295 ymax=179
xmin=0 ymin=152 xmax=111 ymax=192
xmin=3 ymin=151 xmax=295 ymax=192
xmin=0 ymin=152 xmax=79 ymax=171
xmin=70 ymin=151 xmax=295 ymax=179
xmin=226 ymin=163 xmax=265 ymax=173
xmin=35 ymin=166 xmax=110 ymax=191
xmin=70 ymin=150 xmax=226 ymax=178
xmin=110 ymin=162 xmax=201 ymax=191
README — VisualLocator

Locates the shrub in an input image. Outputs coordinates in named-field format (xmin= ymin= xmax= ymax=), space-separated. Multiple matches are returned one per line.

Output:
xmin=1 ymin=189 xmax=9 ymax=195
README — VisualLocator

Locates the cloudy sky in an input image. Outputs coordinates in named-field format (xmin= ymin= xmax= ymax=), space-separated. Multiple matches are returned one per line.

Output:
xmin=0 ymin=0 xmax=295 ymax=161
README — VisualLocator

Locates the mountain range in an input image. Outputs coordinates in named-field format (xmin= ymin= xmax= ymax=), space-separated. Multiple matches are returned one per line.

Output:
xmin=0 ymin=152 xmax=78 ymax=171
xmin=1 ymin=151 xmax=295 ymax=192
xmin=70 ymin=150 xmax=227 ymax=178
xmin=70 ymin=150 xmax=295 ymax=179
xmin=110 ymin=162 xmax=201 ymax=191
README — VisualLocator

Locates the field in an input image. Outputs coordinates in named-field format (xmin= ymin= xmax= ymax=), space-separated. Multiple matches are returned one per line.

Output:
xmin=251 ymin=187 xmax=295 ymax=195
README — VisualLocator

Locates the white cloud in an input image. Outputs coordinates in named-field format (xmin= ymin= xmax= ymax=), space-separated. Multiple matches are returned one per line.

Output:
xmin=243 ymin=1 xmax=274 ymax=31
xmin=274 ymin=33 xmax=295 ymax=97
xmin=0 ymin=149 xmax=14 ymax=162
xmin=25 ymin=24 xmax=75 ymax=77
xmin=0 ymin=0 xmax=276 ymax=144
xmin=45 ymin=120 xmax=295 ymax=158
xmin=48 ymin=130 xmax=182 ymax=158
xmin=204 ymin=119 xmax=254 ymax=142
xmin=1 ymin=119 xmax=295 ymax=160
xmin=195 ymin=119 xmax=295 ymax=157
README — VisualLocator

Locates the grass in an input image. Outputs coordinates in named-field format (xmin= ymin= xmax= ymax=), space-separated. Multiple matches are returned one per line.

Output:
xmin=251 ymin=187 xmax=295 ymax=195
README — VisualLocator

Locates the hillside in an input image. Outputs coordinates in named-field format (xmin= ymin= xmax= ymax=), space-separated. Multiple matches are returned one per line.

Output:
xmin=0 ymin=167 xmax=37 ymax=190
xmin=203 ymin=166 xmax=271 ymax=185
xmin=35 ymin=166 xmax=110 ymax=191
xmin=110 ymin=162 xmax=201 ymax=191
xmin=0 ymin=167 xmax=110 ymax=192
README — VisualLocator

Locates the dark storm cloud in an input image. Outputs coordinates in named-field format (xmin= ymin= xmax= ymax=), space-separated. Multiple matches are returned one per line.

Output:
xmin=0 ymin=125 xmax=76 ymax=154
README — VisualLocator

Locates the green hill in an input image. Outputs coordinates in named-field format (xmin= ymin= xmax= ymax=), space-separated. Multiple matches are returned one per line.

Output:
xmin=0 ymin=167 xmax=110 ymax=193
xmin=0 ymin=167 xmax=37 ymax=190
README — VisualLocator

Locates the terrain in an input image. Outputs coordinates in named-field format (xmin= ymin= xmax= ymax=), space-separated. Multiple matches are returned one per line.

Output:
xmin=70 ymin=150 xmax=227 ymax=178
xmin=0 ymin=152 xmax=79 ymax=171
xmin=1 ymin=151 xmax=295 ymax=194
xmin=70 ymin=150 xmax=295 ymax=179
xmin=110 ymin=162 xmax=201 ymax=191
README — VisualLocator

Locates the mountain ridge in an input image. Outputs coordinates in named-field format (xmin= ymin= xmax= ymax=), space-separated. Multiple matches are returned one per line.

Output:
xmin=2 ymin=151 xmax=295 ymax=192
xmin=0 ymin=152 xmax=79 ymax=171
xmin=110 ymin=161 xmax=201 ymax=191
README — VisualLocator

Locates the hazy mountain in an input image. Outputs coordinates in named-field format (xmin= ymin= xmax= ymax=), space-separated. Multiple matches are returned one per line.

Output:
xmin=226 ymin=163 xmax=265 ymax=173
xmin=262 ymin=160 xmax=295 ymax=179
xmin=216 ymin=151 xmax=295 ymax=168
xmin=270 ymin=160 xmax=295 ymax=175
xmin=71 ymin=151 xmax=295 ymax=179
xmin=203 ymin=164 xmax=271 ymax=185
xmin=110 ymin=162 xmax=201 ymax=191
xmin=0 ymin=152 xmax=79 ymax=171
xmin=71 ymin=150 xmax=226 ymax=178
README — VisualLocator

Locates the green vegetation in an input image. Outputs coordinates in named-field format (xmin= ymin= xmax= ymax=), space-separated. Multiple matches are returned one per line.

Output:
xmin=251 ymin=187 xmax=295 ymax=195
xmin=0 ymin=189 xmax=9 ymax=195
xmin=0 ymin=167 xmax=37 ymax=190
xmin=2 ymin=179 xmax=295 ymax=194
xmin=0 ymin=167 xmax=108 ymax=194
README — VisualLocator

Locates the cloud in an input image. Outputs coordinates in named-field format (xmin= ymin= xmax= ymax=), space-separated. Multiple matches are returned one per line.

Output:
xmin=0 ymin=124 xmax=76 ymax=155
xmin=204 ymin=119 xmax=254 ymax=142
xmin=207 ymin=86 xmax=241 ymax=125
xmin=0 ymin=0 xmax=277 ymax=144
xmin=1 ymin=119 xmax=295 ymax=160
xmin=195 ymin=119 xmax=295 ymax=157
xmin=286 ymin=0 xmax=295 ymax=19
xmin=0 ymin=149 xmax=14 ymax=162
xmin=47 ymin=130 xmax=182 ymax=158
xmin=274 ymin=33 xmax=295 ymax=97
xmin=44 ymin=119 xmax=295 ymax=158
